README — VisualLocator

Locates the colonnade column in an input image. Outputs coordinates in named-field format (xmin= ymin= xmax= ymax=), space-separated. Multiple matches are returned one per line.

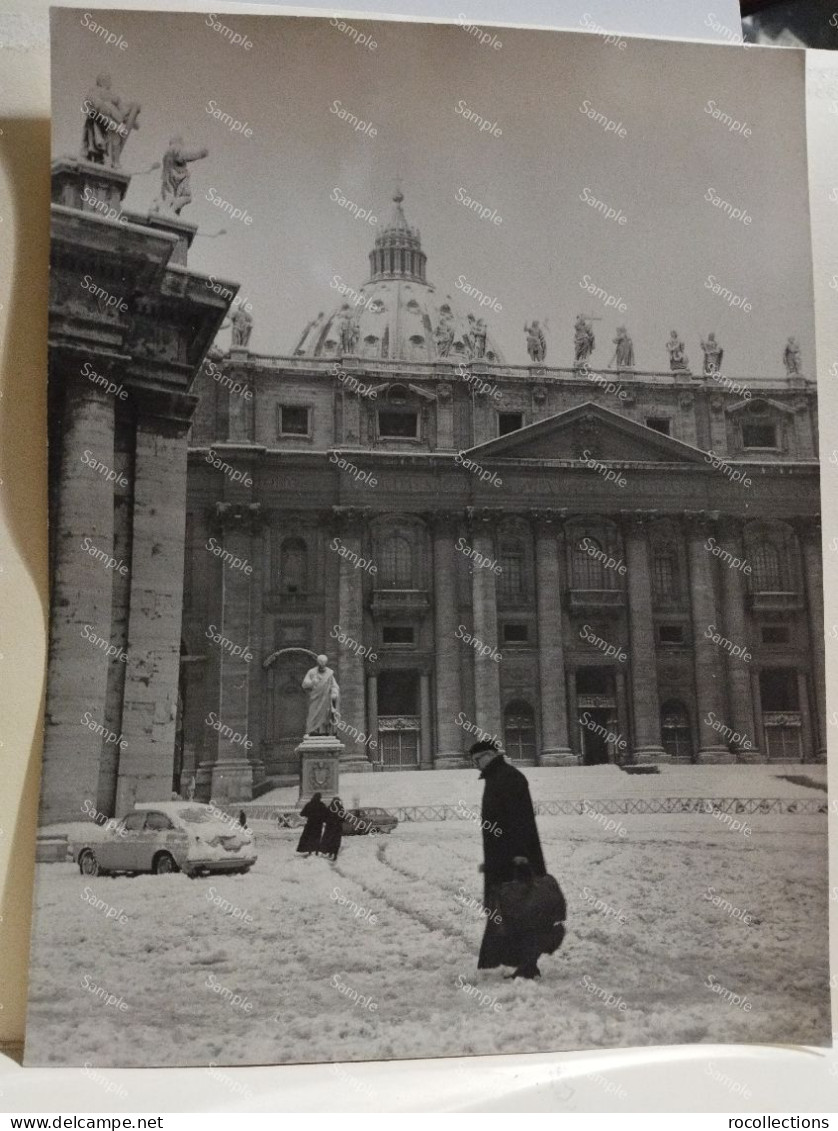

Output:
xmin=623 ymin=515 xmax=668 ymax=763
xmin=42 ymin=373 xmax=115 ymax=822
xmin=431 ymin=512 xmax=465 ymax=767
xmin=333 ymin=507 xmax=370 ymax=771
xmin=117 ymin=413 xmax=198 ymax=812
xmin=687 ymin=516 xmax=730 ymax=761
xmin=533 ymin=511 xmax=573 ymax=765
xmin=419 ymin=672 xmax=433 ymax=769
xmin=800 ymin=520 xmax=826 ymax=761
xmin=717 ymin=519 xmax=759 ymax=760
xmin=469 ymin=511 xmax=502 ymax=743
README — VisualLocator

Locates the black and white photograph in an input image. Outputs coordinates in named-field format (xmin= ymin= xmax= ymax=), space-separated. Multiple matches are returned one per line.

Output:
xmin=25 ymin=6 xmax=828 ymax=1070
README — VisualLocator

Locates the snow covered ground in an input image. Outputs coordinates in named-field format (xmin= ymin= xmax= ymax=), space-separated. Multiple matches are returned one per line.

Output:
xmin=25 ymin=804 xmax=829 ymax=1068
xmin=255 ymin=763 xmax=827 ymax=808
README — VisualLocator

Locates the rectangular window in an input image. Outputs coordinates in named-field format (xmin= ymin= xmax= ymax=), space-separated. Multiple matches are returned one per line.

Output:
xmin=279 ymin=405 xmax=310 ymax=436
xmin=378 ymin=409 xmax=418 ymax=438
xmin=761 ymin=624 xmax=790 ymax=645
xmin=646 ymin=417 xmax=670 ymax=436
xmin=658 ymin=624 xmax=684 ymax=645
xmin=502 ymin=623 xmax=529 ymax=644
xmin=498 ymin=412 xmax=524 ymax=436
xmin=742 ymin=423 xmax=777 ymax=449
xmin=382 ymin=625 xmax=415 ymax=645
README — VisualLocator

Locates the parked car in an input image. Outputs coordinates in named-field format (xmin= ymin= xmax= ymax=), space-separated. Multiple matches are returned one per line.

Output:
xmin=275 ymin=809 xmax=305 ymax=829
xmin=71 ymin=802 xmax=257 ymax=877
xmin=341 ymin=807 xmax=398 ymax=836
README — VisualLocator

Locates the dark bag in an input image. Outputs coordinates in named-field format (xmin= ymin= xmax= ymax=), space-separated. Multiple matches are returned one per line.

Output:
xmin=498 ymin=873 xmax=567 ymax=935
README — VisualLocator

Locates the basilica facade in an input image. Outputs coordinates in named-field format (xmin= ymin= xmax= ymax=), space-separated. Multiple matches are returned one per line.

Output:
xmin=180 ymin=193 xmax=824 ymax=800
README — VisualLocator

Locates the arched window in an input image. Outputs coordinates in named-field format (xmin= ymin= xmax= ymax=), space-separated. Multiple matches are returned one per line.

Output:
xmin=380 ymin=534 xmax=413 ymax=588
xmin=653 ymin=547 xmax=679 ymax=601
xmin=498 ymin=539 xmax=525 ymax=600
xmin=280 ymin=537 xmax=307 ymax=595
xmin=660 ymin=699 xmax=692 ymax=761
xmin=752 ymin=542 xmax=783 ymax=592
xmin=503 ymin=700 xmax=536 ymax=765
xmin=573 ymin=536 xmax=606 ymax=589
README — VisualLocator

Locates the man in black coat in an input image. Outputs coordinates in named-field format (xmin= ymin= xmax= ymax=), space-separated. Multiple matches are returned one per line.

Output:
xmin=471 ymin=739 xmax=547 ymax=979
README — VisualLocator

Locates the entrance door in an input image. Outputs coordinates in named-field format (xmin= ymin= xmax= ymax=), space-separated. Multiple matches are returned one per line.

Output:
xmin=377 ymin=671 xmax=420 ymax=769
xmin=579 ymin=708 xmax=611 ymax=765
xmin=576 ymin=667 xmax=617 ymax=765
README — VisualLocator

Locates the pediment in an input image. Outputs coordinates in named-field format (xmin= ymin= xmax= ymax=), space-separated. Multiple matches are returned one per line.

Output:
xmin=466 ymin=402 xmax=709 ymax=464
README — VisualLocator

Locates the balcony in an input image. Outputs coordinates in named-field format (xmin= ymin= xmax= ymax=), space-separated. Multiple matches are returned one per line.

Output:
xmin=568 ymin=589 xmax=625 ymax=613
xmin=747 ymin=590 xmax=803 ymax=614
xmin=370 ymin=588 xmax=431 ymax=615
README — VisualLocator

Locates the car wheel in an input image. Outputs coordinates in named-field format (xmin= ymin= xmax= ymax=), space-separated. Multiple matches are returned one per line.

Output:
xmin=231 ymin=866 xmax=251 ymax=875
xmin=78 ymin=849 xmax=100 ymax=876
xmin=153 ymin=851 xmax=179 ymax=875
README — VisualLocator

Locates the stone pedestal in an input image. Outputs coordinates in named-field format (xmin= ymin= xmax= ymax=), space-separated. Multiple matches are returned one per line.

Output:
xmin=144 ymin=211 xmax=197 ymax=267
xmin=297 ymin=735 xmax=344 ymax=803
xmin=209 ymin=758 xmax=254 ymax=803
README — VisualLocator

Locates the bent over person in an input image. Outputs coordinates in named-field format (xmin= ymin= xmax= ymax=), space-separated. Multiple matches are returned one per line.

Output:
xmin=471 ymin=739 xmax=552 ymax=980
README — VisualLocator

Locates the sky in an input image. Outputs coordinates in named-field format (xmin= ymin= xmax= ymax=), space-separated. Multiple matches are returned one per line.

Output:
xmin=53 ymin=7 xmax=814 ymax=375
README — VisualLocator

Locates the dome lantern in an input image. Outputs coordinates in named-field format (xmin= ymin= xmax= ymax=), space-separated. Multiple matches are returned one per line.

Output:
xmin=368 ymin=189 xmax=427 ymax=284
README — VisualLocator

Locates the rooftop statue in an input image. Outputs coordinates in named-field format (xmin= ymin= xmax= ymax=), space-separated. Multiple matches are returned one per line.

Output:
xmin=524 ymin=320 xmax=547 ymax=363
xmin=609 ymin=326 xmax=634 ymax=369
xmin=151 ymin=136 xmax=209 ymax=216
xmin=81 ymin=72 xmax=141 ymax=168
xmin=701 ymin=332 xmax=723 ymax=375
xmin=783 ymin=335 xmax=802 ymax=377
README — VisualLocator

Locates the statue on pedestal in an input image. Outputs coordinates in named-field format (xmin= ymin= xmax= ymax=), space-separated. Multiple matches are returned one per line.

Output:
xmin=231 ymin=306 xmax=254 ymax=348
xmin=666 ymin=330 xmax=689 ymax=372
xmin=524 ymin=320 xmax=547 ymax=363
xmin=574 ymin=315 xmax=595 ymax=364
xmin=151 ymin=136 xmax=209 ymax=216
xmin=302 ymin=655 xmax=340 ymax=736
xmin=609 ymin=326 xmax=634 ymax=368
xmin=338 ymin=306 xmax=359 ymax=354
xmin=434 ymin=309 xmax=455 ymax=358
xmin=81 ymin=72 xmax=141 ymax=169
xmin=783 ymin=336 xmax=802 ymax=377
xmin=701 ymin=332 xmax=724 ymax=375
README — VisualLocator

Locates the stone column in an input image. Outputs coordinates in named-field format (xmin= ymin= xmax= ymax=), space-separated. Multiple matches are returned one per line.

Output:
xmin=533 ymin=511 xmax=573 ymax=765
xmin=615 ymin=669 xmax=630 ymax=763
xmin=798 ymin=671 xmax=813 ymax=764
xmin=366 ymin=673 xmax=379 ymax=766
xmin=800 ymin=521 xmax=826 ymax=761
xmin=717 ymin=519 xmax=759 ymax=760
xmin=469 ymin=511 xmax=502 ymax=742
xmin=41 ymin=374 xmax=115 ymax=822
xmin=623 ymin=515 xmax=668 ymax=763
xmin=334 ymin=507 xmax=370 ymax=771
xmin=420 ymin=672 xmax=433 ymax=769
xmin=687 ymin=516 xmax=730 ymax=761
xmin=116 ymin=416 xmax=195 ymax=813
xmin=566 ymin=669 xmax=578 ymax=761
xmin=431 ymin=512 xmax=464 ymax=767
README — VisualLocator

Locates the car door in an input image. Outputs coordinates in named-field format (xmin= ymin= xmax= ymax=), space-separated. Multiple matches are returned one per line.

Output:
xmin=103 ymin=811 xmax=147 ymax=871
xmin=138 ymin=810 xmax=178 ymax=871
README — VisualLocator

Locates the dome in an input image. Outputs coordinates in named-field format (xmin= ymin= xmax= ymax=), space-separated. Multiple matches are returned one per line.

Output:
xmin=292 ymin=190 xmax=504 ymax=364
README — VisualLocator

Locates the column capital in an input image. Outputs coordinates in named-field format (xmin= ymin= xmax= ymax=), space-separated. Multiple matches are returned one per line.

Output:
xmin=426 ymin=509 xmax=465 ymax=536
xmin=212 ymin=501 xmax=264 ymax=534
xmin=465 ymin=506 xmax=504 ymax=532
xmin=715 ymin=515 xmax=744 ymax=543
xmin=790 ymin=516 xmax=821 ymax=545
xmin=619 ymin=509 xmax=660 ymax=535
xmin=331 ymin=505 xmax=372 ymax=536
xmin=530 ymin=507 xmax=568 ymax=534
xmin=681 ymin=509 xmax=721 ymax=538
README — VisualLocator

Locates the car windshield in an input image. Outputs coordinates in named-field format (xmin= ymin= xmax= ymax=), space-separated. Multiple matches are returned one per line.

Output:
xmin=176 ymin=807 xmax=213 ymax=823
